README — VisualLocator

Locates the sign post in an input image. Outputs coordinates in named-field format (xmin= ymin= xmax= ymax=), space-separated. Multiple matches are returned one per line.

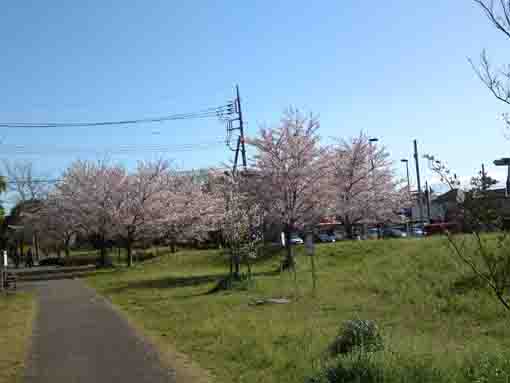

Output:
xmin=305 ymin=233 xmax=317 ymax=295
xmin=0 ymin=250 xmax=6 ymax=291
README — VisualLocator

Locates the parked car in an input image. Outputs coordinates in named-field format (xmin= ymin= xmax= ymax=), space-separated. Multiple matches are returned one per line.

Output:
xmin=382 ymin=228 xmax=407 ymax=238
xmin=366 ymin=228 xmax=380 ymax=239
xmin=334 ymin=232 xmax=345 ymax=241
xmin=317 ymin=233 xmax=336 ymax=243
xmin=289 ymin=234 xmax=304 ymax=245
xmin=411 ymin=227 xmax=425 ymax=236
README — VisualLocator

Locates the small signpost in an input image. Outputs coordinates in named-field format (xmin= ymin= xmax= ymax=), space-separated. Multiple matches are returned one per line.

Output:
xmin=305 ymin=233 xmax=317 ymax=295
xmin=0 ymin=250 xmax=6 ymax=292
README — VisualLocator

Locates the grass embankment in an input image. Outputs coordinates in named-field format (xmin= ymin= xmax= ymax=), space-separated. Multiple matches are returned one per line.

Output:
xmin=87 ymin=237 xmax=510 ymax=383
xmin=0 ymin=292 xmax=36 ymax=383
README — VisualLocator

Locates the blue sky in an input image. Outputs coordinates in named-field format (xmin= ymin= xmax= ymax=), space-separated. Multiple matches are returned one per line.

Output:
xmin=0 ymin=1 xmax=509 ymax=190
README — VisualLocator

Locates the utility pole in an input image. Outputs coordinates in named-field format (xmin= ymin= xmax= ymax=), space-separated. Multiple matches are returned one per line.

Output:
xmin=401 ymin=159 xmax=410 ymax=193
xmin=401 ymin=159 xmax=411 ymax=236
xmin=413 ymin=140 xmax=424 ymax=224
xmin=226 ymin=85 xmax=248 ymax=174
xmin=481 ymin=163 xmax=488 ymax=191
xmin=425 ymin=181 xmax=431 ymax=223
xmin=236 ymin=85 xmax=247 ymax=170
xmin=368 ymin=138 xmax=379 ymax=238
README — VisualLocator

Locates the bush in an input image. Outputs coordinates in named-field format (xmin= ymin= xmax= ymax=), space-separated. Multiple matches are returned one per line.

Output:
xmin=307 ymin=353 xmax=384 ymax=383
xmin=308 ymin=352 xmax=448 ymax=383
xmin=308 ymin=350 xmax=510 ymax=383
xmin=329 ymin=320 xmax=384 ymax=356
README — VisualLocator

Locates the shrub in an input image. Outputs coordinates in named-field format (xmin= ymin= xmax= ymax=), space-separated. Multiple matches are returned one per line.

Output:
xmin=329 ymin=320 xmax=384 ymax=356
xmin=308 ymin=350 xmax=510 ymax=383
xmin=307 ymin=353 xmax=384 ymax=383
xmin=307 ymin=352 xmax=448 ymax=383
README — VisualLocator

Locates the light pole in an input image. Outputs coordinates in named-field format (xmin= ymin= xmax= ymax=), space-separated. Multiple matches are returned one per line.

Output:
xmin=413 ymin=140 xmax=424 ymax=225
xmin=369 ymin=137 xmax=379 ymax=238
xmin=494 ymin=157 xmax=510 ymax=197
xmin=369 ymin=138 xmax=379 ymax=170
xmin=401 ymin=159 xmax=411 ymax=236
xmin=401 ymin=159 xmax=410 ymax=193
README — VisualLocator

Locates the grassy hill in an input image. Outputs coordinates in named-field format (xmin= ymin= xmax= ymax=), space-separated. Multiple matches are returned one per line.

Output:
xmin=87 ymin=237 xmax=510 ymax=383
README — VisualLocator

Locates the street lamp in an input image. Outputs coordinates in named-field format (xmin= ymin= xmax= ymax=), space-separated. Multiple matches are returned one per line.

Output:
xmin=401 ymin=159 xmax=411 ymax=236
xmin=401 ymin=159 xmax=410 ymax=193
xmin=494 ymin=157 xmax=510 ymax=197
xmin=368 ymin=138 xmax=379 ymax=237
xmin=369 ymin=138 xmax=378 ymax=170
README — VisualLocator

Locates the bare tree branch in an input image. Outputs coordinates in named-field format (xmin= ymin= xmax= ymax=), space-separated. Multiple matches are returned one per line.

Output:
xmin=474 ymin=0 xmax=510 ymax=39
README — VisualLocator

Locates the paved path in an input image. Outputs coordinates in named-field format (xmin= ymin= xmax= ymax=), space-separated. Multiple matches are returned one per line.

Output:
xmin=24 ymin=279 xmax=175 ymax=383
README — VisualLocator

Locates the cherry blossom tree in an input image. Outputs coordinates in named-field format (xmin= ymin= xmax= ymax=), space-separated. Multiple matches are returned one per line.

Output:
xmin=32 ymin=194 xmax=80 ymax=258
xmin=218 ymin=171 xmax=264 ymax=279
xmin=328 ymin=133 xmax=407 ymax=238
xmin=56 ymin=160 xmax=127 ymax=267
xmin=248 ymin=108 xmax=330 ymax=270
xmin=155 ymin=170 xmax=223 ymax=252
xmin=114 ymin=159 xmax=171 ymax=267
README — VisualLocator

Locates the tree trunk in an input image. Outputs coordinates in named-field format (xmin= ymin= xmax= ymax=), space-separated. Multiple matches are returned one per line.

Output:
xmin=170 ymin=238 xmax=177 ymax=254
xmin=344 ymin=218 xmax=355 ymax=240
xmin=100 ymin=246 xmax=106 ymax=267
xmin=229 ymin=253 xmax=234 ymax=278
xmin=246 ymin=253 xmax=252 ymax=280
xmin=126 ymin=238 xmax=133 ymax=267
xmin=34 ymin=232 xmax=40 ymax=261
xmin=310 ymin=252 xmax=317 ymax=296
xmin=99 ymin=234 xmax=107 ymax=267
xmin=283 ymin=228 xmax=294 ymax=271
xmin=233 ymin=249 xmax=241 ymax=279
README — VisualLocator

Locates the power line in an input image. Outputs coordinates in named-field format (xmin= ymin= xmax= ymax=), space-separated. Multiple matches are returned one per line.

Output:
xmin=0 ymin=140 xmax=225 ymax=156
xmin=5 ymin=179 xmax=61 ymax=184
xmin=2 ymin=166 xmax=235 ymax=185
xmin=0 ymin=104 xmax=235 ymax=129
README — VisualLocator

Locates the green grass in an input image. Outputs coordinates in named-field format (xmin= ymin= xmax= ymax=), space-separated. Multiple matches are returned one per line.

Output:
xmin=87 ymin=237 xmax=510 ymax=383
xmin=0 ymin=292 xmax=36 ymax=383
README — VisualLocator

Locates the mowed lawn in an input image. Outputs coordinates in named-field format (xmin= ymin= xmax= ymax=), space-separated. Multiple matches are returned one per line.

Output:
xmin=0 ymin=292 xmax=36 ymax=383
xmin=87 ymin=237 xmax=510 ymax=383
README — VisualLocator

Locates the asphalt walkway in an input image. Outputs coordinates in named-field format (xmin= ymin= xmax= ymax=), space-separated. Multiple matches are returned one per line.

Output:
xmin=23 ymin=279 xmax=175 ymax=383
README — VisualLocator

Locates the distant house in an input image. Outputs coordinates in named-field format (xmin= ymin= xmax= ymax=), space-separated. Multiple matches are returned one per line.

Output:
xmin=410 ymin=187 xmax=510 ymax=229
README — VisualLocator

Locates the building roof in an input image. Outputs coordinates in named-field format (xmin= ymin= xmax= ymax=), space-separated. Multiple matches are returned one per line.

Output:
xmin=432 ymin=189 xmax=462 ymax=204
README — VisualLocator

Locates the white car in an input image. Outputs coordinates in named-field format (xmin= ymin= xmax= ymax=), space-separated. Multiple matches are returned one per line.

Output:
xmin=289 ymin=234 xmax=304 ymax=245
xmin=318 ymin=233 xmax=336 ymax=242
